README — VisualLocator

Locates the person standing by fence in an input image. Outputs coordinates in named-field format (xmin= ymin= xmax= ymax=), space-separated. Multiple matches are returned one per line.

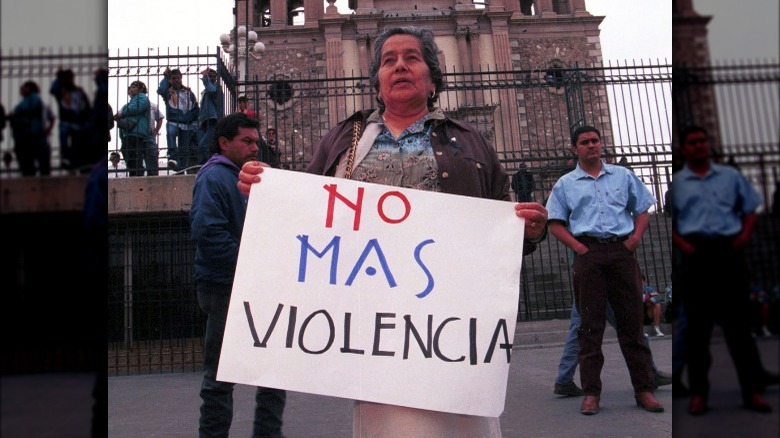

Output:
xmin=236 ymin=94 xmax=256 ymax=119
xmin=259 ymin=127 xmax=281 ymax=169
xmin=143 ymin=101 xmax=164 ymax=176
xmin=157 ymin=68 xmax=199 ymax=171
xmin=545 ymin=125 xmax=663 ymax=415
xmin=114 ymin=81 xmax=150 ymax=177
xmin=9 ymin=81 xmax=56 ymax=176
xmin=511 ymin=163 xmax=535 ymax=202
xmin=190 ymin=113 xmax=286 ymax=437
xmin=49 ymin=68 xmax=92 ymax=171
xmin=197 ymin=67 xmax=224 ymax=167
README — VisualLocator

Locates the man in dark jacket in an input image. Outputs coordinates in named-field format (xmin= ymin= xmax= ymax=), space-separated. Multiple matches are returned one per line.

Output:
xmin=157 ymin=68 xmax=199 ymax=171
xmin=197 ymin=68 xmax=224 ymax=166
xmin=190 ymin=112 xmax=286 ymax=437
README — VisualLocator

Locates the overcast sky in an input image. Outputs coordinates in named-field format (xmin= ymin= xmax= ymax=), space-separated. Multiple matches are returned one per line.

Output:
xmin=3 ymin=1 xmax=777 ymax=62
xmin=103 ymin=0 xmax=671 ymax=63
xmin=694 ymin=0 xmax=779 ymax=61
xmin=0 ymin=0 xmax=106 ymax=51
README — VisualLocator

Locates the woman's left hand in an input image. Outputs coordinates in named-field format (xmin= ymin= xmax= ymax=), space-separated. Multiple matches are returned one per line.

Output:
xmin=515 ymin=202 xmax=548 ymax=240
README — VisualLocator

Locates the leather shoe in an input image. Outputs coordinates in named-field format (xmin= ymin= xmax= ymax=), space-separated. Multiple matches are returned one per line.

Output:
xmin=688 ymin=395 xmax=707 ymax=415
xmin=744 ymin=392 xmax=772 ymax=413
xmin=653 ymin=370 xmax=673 ymax=388
xmin=635 ymin=391 xmax=664 ymax=412
xmin=580 ymin=395 xmax=600 ymax=415
xmin=554 ymin=381 xmax=584 ymax=397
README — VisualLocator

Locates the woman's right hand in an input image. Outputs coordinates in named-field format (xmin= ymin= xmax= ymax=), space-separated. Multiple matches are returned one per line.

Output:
xmin=237 ymin=160 xmax=267 ymax=196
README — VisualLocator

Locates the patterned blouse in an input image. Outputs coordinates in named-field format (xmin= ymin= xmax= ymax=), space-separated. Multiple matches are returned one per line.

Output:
xmin=349 ymin=112 xmax=440 ymax=193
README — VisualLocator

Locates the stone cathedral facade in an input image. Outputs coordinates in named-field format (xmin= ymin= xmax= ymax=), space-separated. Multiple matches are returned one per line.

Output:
xmin=224 ymin=0 xmax=608 ymax=168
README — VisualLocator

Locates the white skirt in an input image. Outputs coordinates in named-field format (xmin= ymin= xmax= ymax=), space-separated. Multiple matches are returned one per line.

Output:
xmin=353 ymin=401 xmax=502 ymax=438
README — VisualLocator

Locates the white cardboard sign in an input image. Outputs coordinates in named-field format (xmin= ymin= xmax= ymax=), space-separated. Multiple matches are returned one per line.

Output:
xmin=217 ymin=168 xmax=524 ymax=416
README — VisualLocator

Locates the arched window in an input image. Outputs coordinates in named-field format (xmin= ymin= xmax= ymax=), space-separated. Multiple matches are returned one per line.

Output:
xmin=254 ymin=0 xmax=270 ymax=27
xmin=519 ymin=0 xmax=535 ymax=16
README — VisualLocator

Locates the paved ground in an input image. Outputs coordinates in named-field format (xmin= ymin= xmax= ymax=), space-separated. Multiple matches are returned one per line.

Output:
xmin=2 ymin=320 xmax=778 ymax=437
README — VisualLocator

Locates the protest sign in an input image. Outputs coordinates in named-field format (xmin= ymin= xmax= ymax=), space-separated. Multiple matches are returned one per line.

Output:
xmin=218 ymin=168 xmax=524 ymax=416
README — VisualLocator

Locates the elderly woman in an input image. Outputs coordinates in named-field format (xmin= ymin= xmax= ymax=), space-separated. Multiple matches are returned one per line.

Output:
xmin=239 ymin=26 xmax=547 ymax=437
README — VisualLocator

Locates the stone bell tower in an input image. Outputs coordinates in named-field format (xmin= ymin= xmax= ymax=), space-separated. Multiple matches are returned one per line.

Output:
xmin=671 ymin=0 xmax=721 ymax=154
xmin=222 ymin=1 xmax=605 ymax=167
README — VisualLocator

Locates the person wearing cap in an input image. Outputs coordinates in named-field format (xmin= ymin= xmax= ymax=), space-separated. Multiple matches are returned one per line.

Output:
xmin=114 ymin=80 xmax=150 ymax=176
xmin=198 ymin=68 xmax=224 ymax=167
xmin=236 ymin=94 xmax=256 ymax=119
xmin=157 ymin=67 xmax=199 ymax=171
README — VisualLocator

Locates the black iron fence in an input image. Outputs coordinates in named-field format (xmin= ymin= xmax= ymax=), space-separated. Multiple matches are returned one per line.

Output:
xmin=673 ymin=62 xmax=780 ymax=215
xmin=2 ymin=49 xmax=776 ymax=374
xmin=102 ymin=49 xmax=677 ymax=374
xmin=103 ymin=55 xmax=780 ymax=375
xmin=0 ymin=48 xmax=107 ymax=176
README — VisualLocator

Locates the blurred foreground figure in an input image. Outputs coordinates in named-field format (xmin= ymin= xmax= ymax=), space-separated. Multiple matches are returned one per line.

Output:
xmin=671 ymin=125 xmax=774 ymax=415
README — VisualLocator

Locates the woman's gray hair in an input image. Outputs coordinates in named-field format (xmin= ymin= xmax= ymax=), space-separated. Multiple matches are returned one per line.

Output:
xmin=369 ymin=26 xmax=445 ymax=112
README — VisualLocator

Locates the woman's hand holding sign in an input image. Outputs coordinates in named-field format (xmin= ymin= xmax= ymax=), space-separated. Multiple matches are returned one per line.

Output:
xmin=515 ymin=202 xmax=548 ymax=242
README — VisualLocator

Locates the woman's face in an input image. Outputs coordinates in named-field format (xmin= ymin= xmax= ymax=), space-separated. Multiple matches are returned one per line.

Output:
xmin=377 ymin=34 xmax=435 ymax=114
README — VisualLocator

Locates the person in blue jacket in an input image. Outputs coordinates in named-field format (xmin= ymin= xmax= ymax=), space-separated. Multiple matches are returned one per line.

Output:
xmin=115 ymin=81 xmax=150 ymax=177
xmin=197 ymin=67 xmax=224 ymax=166
xmin=9 ymin=80 xmax=56 ymax=176
xmin=190 ymin=112 xmax=286 ymax=437
xmin=157 ymin=68 xmax=199 ymax=171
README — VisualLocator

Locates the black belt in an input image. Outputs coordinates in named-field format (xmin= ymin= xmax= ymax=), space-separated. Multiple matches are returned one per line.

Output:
xmin=682 ymin=233 xmax=735 ymax=245
xmin=683 ymin=233 xmax=734 ymax=241
xmin=577 ymin=234 xmax=629 ymax=244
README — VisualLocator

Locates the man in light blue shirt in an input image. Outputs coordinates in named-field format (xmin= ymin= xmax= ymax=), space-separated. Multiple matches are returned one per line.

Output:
xmin=671 ymin=125 xmax=773 ymax=415
xmin=546 ymin=125 xmax=662 ymax=415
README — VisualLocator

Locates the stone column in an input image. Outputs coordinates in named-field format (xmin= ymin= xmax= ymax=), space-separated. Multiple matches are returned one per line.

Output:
xmin=356 ymin=0 xmax=377 ymax=15
xmin=304 ymin=0 xmax=324 ymax=25
xmin=490 ymin=14 xmax=520 ymax=155
xmin=488 ymin=0 xmax=507 ymax=12
xmin=455 ymin=29 xmax=471 ymax=70
xmin=356 ymin=33 xmax=373 ymax=109
xmin=571 ymin=0 xmax=590 ymax=16
xmin=672 ymin=2 xmax=720 ymax=152
xmin=270 ymin=0 xmax=286 ymax=26
xmin=323 ymin=19 xmax=347 ymax=125
xmin=536 ymin=0 xmax=555 ymax=16
xmin=468 ymin=30 xmax=485 ymax=106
